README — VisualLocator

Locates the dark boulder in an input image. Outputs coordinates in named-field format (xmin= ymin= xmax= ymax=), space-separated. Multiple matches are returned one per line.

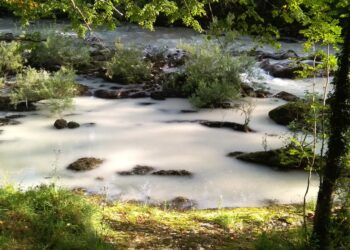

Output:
xmin=255 ymin=89 xmax=272 ymax=98
xmin=274 ymin=91 xmax=299 ymax=102
xmin=94 ymin=89 xmax=131 ymax=99
xmin=260 ymin=59 xmax=302 ymax=79
xmin=150 ymin=91 xmax=166 ymax=100
xmin=67 ymin=157 xmax=104 ymax=171
xmin=0 ymin=32 xmax=15 ymax=42
xmin=0 ymin=95 xmax=36 ymax=111
xmin=165 ymin=119 xmax=254 ymax=133
xmin=117 ymin=165 xmax=155 ymax=176
xmin=180 ymin=110 xmax=198 ymax=114
xmin=268 ymin=102 xmax=308 ymax=126
xmin=198 ymin=120 xmax=254 ymax=132
xmin=67 ymin=121 xmax=80 ymax=129
xmin=152 ymin=170 xmax=192 ymax=177
xmin=229 ymin=148 xmax=321 ymax=170
xmin=54 ymin=119 xmax=67 ymax=129
xmin=256 ymin=50 xmax=299 ymax=61
xmin=129 ymin=91 xmax=149 ymax=99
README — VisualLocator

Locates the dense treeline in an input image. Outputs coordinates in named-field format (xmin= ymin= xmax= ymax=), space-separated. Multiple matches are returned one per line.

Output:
xmin=0 ymin=0 xmax=302 ymax=37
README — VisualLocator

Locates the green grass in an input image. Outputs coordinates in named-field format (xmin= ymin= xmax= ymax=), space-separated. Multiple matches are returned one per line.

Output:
xmin=0 ymin=185 xmax=311 ymax=250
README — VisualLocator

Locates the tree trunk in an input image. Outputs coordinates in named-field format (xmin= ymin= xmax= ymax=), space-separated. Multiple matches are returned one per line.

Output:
xmin=312 ymin=16 xmax=350 ymax=250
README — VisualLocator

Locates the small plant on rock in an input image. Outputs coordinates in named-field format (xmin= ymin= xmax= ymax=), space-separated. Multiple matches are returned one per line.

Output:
xmin=105 ymin=41 xmax=153 ymax=84
xmin=238 ymin=98 xmax=256 ymax=131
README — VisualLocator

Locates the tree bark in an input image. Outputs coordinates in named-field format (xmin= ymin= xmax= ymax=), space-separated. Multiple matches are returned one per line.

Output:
xmin=312 ymin=16 xmax=350 ymax=250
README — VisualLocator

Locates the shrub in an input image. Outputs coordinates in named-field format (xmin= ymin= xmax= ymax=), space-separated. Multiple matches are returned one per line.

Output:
xmin=10 ymin=67 xmax=77 ymax=114
xmin=29 ymin=32 xmax=90 ymax=69
xmin=0 ymin=185 xmax=112 ymax=250
xmin=0 ymin=41 xmax=23 ymax=75
xmin=169 ymin=42 xmax=253 ymax=108
xmin=105 ymin=42 xmax=153 ymax=84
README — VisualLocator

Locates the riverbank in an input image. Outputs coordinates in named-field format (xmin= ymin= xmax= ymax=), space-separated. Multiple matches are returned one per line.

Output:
xmin=0 ymin=185 xmax=310 ymax=250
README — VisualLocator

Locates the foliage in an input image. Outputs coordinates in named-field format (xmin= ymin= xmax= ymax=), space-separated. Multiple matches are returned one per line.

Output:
xmin=105 ymin=41 xmax=152 ymax=84
xmin=10 ymin=67 xmax=77 ymax=114
xmin=0 ymin=0 xmax=210 ymax=36
xmin=0 ymin=41 xmax=23 ymax=75
xmin=177 ymin=42 xmax=253 ymax=108
xmin=29 ymin=32 xmax=90 ymax=69
xmin=0 ymin=184 xmax=111 ymax=250
xmin=0 ymin=184 xmax=311 ymax=250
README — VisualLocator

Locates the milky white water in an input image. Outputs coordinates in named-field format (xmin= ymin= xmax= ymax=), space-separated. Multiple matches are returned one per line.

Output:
xmin=0 ymin=18 xmax=324 ymax=208
xmin=0 ymin=92 xmax=320 ymax=208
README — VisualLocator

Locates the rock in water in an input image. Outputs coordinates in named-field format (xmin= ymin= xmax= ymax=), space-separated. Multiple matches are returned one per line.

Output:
xmin=152 ymin=170 xmax=192 ymax=177
xmin=67 ymin=121 xmax=80 ymax=129
xmin=273 ymin=91 xmax=299 ymax=102
xmin=67 ymin=157 xmax=104 ymax=171
xmin=54 ymin=119 xmax=68 ymax=129
xmin=117 ymin=165 xmax=155 ymax=176
xmin=268 ymin=102 xmax=308 ymax=126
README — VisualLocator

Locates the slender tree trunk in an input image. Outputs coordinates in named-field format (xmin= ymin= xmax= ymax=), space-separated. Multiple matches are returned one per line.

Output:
xmin=312 ymin=17 xmax=350 ymax=250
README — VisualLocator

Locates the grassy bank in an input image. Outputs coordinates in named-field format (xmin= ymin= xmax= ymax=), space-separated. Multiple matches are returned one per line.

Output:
xmin=0 ymin=185 xmax=311 ymax=249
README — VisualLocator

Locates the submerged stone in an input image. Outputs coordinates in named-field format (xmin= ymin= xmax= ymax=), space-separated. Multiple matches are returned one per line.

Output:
xmin=152 ymin=170 xmax=192 ymax=177
xmin=67 ymin=157 xmax=104 ymax=171
xmin=67 ymin=121 xmax=80 ymax=129
xmin=118 ymin=165 xmax=155 ymax=176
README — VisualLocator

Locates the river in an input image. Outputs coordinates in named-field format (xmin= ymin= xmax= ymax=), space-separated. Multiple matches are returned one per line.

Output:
xmin=0 ymin=18 xmax=324 ymax=208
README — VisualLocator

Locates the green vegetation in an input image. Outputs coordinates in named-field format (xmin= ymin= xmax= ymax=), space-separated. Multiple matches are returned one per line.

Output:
xmin=10 ymin=67 xmax=77 ymax=114
xmin=0 ymin=185 xmax=311 ymax=250
xmin=29 ymin=32 xmax=90 ymax=69
xmin=0 ymin=41 xmax=23 ymax=75
xmin=0 ymin=185 xmax=111 ymax=250
xmin=164 ymin=43 xmax=253 ymax=108
xmin=105 ymin=42 xmax=152 ymax=84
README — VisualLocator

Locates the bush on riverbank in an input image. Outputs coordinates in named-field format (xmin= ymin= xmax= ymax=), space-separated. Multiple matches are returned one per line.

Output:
xmin=0 ymin=184 xmax=312 ymax=250
xmin=163 ymin=43 xmax=254 ymax=108
xmin=105 ymin=42 xmax=153 ymax=84
xmin=0 ymin=41 xmax=23 ymax=75
xmin=10 ymin=67 xmax=77 ymax=114
xmin=29 ymin=32 xmax=90 ymax=69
